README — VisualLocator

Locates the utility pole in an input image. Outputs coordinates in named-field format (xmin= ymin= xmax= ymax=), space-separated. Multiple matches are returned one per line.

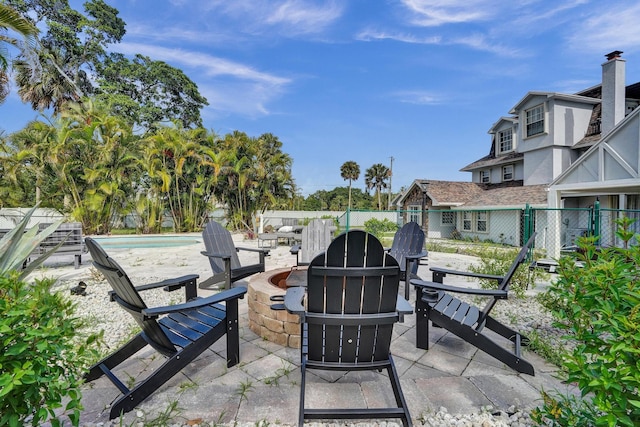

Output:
xmin=388 ymin=156 xmax=394 ymax=209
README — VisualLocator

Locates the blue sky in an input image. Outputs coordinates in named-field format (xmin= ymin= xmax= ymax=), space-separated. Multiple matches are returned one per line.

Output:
xmin=3 ymin=0 xmax=640 ymax=196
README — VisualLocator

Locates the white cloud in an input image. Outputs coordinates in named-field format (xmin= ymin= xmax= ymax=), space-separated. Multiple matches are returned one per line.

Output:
xmin=391 ymin=90 xmax=442 ymax=105
xmin=116 ymin=42 xmax=291 ymax=86
xmin=400 ymin=0 xmax=500 ymax=27
xmin=567 ymin=3 xmax=640 ymax=53
xmin=356 ymin=29 xmax=441 ymax=44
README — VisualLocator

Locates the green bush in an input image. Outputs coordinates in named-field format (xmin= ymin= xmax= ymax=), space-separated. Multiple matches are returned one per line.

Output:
xmin=532 ymin=216 xmax=640 ymax=427
xmin=363 ymin=218 xmax=398 ymax=239
xmin=0 ymin=274 xmax=101 ymax=427
xmin=467 ymin=246 xmax=546 ymax=298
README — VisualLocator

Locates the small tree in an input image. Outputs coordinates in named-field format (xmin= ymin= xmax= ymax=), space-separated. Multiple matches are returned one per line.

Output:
xmin=340 ymin=160 xmax=360 ymax=212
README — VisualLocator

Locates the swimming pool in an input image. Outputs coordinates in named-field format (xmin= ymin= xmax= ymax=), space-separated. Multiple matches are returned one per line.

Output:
xmin=92 ymin=235 xmax=201 ymax=249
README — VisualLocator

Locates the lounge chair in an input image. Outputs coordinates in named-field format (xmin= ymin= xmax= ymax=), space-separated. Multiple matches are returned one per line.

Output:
xmin=290 ymin=218 xmax=336 ymax=265
xmin=411 ymin=233 xmax=537 ymax=375
xmin=284 ymin=230 xmax=413 ymax=426
xmin=84 ymin=237 xmax=246 ymax=419
xmin=386 ymin=221 xmax=428 ymax=299
xmin=200 ymin=221 xmax=269 ymax=289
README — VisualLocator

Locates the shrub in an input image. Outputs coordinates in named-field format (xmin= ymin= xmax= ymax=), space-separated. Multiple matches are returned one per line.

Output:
xmin=467 ymin=246 xmax=546 ymax=298
xmin=363 ymin=218 xmax=398 ymax=239
xmin=532 ymin=216 xmax=640 ymax=427
xmin=0 ymin=274 xmax=101 ymax=427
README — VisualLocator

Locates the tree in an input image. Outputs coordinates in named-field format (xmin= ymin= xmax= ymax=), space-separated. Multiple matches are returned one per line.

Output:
xmin=0 ymin=3 xmax=38 ymax=104
xmin=340 ymin=160 xmax=360 ymax=212
xmin=6 ymin=0 xmax=126 ymax=113
xmin=365 ymin=163 xmax=390 ymax=210
xmin=96 ymin=53 xmax=209 ymax=131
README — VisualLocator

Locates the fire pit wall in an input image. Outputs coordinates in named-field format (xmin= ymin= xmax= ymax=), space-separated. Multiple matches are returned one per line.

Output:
xmin=247 ymin=268 xmax=301 ymax=348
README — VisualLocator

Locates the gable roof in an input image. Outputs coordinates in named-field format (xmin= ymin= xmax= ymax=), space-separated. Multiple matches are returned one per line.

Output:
xmin=508 ymin=91 xmax=600 ymax=115
xmin=459 ymin=184 xmax=548 ymax=209
xmin=398 ymin=179 xmax=547 ymax=209
xmin=460 ymin=150 xmax=523 ymax=172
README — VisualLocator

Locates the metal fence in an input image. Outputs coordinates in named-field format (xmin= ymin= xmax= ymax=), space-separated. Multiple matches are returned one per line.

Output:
xmin=346 ymin=202 xmax=640 ymax=260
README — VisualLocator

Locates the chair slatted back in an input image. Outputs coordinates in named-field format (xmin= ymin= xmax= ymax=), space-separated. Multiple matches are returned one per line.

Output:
xmin=299 ymin=219 xmax=334 ymax=264
xmin=203 ymin=221 xmax=242 ymax=274
xmin=85 ymin=237 xmax=176 ymax=355
xmin=478 ymin=232 xmax=537 ymax=325
xmin=306 ymin=230 xmax=400 ymax=364
xmin=389 ymin=221 xmax=425 ymax=277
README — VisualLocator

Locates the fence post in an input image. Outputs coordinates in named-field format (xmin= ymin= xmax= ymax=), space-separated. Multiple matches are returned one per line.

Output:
xmin=593 ymin=199 xmax=601 ymax=245
xmin=523 ymin=204 xmax=531 ymax=244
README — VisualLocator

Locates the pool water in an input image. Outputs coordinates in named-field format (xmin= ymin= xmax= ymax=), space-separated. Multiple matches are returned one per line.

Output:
xmin=92 ymin=235 xmax=201 ymax=249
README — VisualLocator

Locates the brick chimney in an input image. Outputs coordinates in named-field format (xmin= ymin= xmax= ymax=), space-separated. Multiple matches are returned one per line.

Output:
xmin=601 ymin=50 xmax=625 ymax=136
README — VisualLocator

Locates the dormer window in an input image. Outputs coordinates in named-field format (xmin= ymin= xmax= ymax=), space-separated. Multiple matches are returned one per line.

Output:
xmin=498 ymin=128 xmax=513 ymax=154
xmin=525 ymin=104 xmax=544 ymax=137
xmin=502 ymin=164 xmax=514 ymax=181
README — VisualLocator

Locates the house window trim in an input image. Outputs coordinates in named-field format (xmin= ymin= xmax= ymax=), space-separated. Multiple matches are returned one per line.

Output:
xmin=502 ymin=164 xmax=514 ymax=182
xmin=497 ymin=128 xmax=513 ymax=154
xmin=408 ymin=204 xmax=422 ymax=225
xmin=441 ymin=211 xmax=455 ymax=226
xmin=524 ymin=103 xmax=545 ymax=138
xmin=461 ymin=210 xmax=489 ymax=234
xmin=480 ymin=170 xmax=490 ymax=184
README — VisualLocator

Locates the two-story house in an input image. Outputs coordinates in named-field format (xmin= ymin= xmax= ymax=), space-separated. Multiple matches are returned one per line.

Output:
xmin=397 ymin=51 xmax=640 ymax=249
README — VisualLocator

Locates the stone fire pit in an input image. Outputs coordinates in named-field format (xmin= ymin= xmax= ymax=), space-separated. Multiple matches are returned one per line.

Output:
xmin=247 ymin=268 xmax=304 ymax=348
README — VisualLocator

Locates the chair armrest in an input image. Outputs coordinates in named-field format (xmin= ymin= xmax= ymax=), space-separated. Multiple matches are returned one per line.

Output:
xmin=201 ymin=250 xmax=232 ymax=260
xmin=142 ymin=286 xmax=247 ymax=319
xmin=430 ymin=266 xmax=504 ymax=282
xmin=396 ymin=295 xmax=413 ymax=315
xmin=284 ymin=286 xmax=306 ymax=315
xmin=290 ymin=244 xmax=301 ymax=255
xmin=406 ymin=250 xmax=428 ymax=260
xmin=411 ymin=279 xmax=508 ymax=298
xmin=109 ymin=274 xmax=200 ymax=301
xmin=236 ymin=246 xmax=270 ymax=255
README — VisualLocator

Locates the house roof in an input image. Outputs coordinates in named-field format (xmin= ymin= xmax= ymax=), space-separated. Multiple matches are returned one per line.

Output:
xmin=508 ymin=91 xmax=600 ymax=115
xmin=487 ymin=116 xmax=517 ymax=134
xmin=458 ymin=184 xmax=548 ymax=209
xmin=460 ymin=150 xmax=523 ymax=172
xmin=399 ymin=179 xmax=547 ymax=209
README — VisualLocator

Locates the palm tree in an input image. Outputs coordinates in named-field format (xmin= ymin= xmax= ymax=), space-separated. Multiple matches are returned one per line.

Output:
xmin=340 ymin=160 xmax=360 ymax=212
xmin=0 ymin=3 xmax=38 ymax=104
xmin=365 ymin=163 xmax=390 ymax=210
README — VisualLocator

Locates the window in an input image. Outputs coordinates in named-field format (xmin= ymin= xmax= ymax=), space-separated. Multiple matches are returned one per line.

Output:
xmin=502 ymin=164 xmax=514 ymax=181
xmin=441 ymin=211 xmax=455 ymax=225
xmin=462 ymin=211 xmax=472 ymax=231
xmin=461 ymin=211 xmax=489 ymax=233
xmin=480 ymin=170 xmax=490 ymax=183
xmin=408 ymin=205 xmax=422 ymax=225
xmin=498 ymin=128 xmax=513 ymax=153
xmin=476 ymin=211 xmax=488 ymax=232
xmin=525 ymin=104 xmax=544 ymax=137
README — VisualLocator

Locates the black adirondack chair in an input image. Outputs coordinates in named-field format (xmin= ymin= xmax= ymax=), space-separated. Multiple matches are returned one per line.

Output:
xmin=84 ymin=237 xmax=246 ymax=419
xmin=411 ymin=233 xmax=537 ymax=375
xmin=387 ymin=221 xmax=428 ymax=299
xmin=200 ymin=221 xmax=269 ymax=289
xmin=285 ymin=230 xmax=413 ymax=427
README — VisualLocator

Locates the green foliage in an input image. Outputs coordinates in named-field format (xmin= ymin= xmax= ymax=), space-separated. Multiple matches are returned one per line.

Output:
xmin=302 ymin=187 xmax=373 ymax=211
xmin=533 ymin=216 xmax=640 ymax=427
xmin=0 ymin=205 xmax=64 ymax=280
xmin=0 ymin=274 xmax=101 ymax=426
xmin=467 ymin=246 xmax=545 ymax=298
xmin=364 ymin=218 xmax=398 ymax=239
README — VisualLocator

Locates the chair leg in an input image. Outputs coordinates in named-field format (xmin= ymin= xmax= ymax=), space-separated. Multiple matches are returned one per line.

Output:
xmin=85 ymin=334 xmax=147 ymax=383
xmin=299 ymin=360 xmax=307 ymax=427
xmin=430 ymin=311 xmax=534 ymax=375
xmin=386 ymin=356 xmax=412 ymax=427
xmin=226 ymin=298 xmax=240 ymax=367
xmin=415 ymin=287 xmax=431 ymax=350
